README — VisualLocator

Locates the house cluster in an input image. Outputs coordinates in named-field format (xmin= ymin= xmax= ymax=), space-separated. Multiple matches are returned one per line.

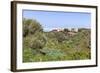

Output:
xmin=51 ymin=28 xmax=79 ymax=36
xmin=52 ymin=28 xmax=78 ymax=32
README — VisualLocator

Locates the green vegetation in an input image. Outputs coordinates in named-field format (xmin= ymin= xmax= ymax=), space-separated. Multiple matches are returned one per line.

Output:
xmin=23 ymin=18 xmax=91 ymax=62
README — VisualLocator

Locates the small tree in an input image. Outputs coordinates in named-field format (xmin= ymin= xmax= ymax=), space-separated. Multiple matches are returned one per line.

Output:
xmin=23 ymin=18 xmax=43 ymax=37
xmin=29 ymin=32 xmax=47 ymax=55
xmin=64 ymin=28 xmax=69 ymax=33
xmin=23 ymin=18 xmax=47 ymax=55
xmin=54 ymin=32 xmax=66 ymax=43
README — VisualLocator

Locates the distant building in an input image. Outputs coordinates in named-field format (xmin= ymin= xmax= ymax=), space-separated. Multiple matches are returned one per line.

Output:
xmin=52 ymin=28 xmax=63 ymax=32
xmin=67 ymin=28 xmax=78 ymax=36
xmin=51 ymin=28 xmax=78 ymax=33
xmin=71 ymin=28 xmax=78 ymax=32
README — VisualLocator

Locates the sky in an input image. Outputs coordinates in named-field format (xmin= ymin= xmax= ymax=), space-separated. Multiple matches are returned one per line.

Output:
xmin=23 ymin=10 xmax=91 ymax=31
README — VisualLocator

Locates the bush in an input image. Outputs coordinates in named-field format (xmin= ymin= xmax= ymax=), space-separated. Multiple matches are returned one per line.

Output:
xmin=54 ymin=32 xmax=67 ymax=43
xmin=23 ymin=18 xmax=43 ymax=37
xmin=23 ymin=18 xmax=47 ymax=55
xmin=30 ymin=32 xmax=47 ymax=48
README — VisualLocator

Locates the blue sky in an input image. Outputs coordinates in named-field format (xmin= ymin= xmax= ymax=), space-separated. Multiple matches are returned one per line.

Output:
xmin=23 ymin=10 xmax=91 ymax=31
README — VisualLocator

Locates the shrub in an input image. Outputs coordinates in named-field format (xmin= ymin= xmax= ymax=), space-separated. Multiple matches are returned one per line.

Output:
xmin=54 ymin=32 xmax=67 ymax=43
xmin=23 ymin=18 xmax=43 ymax=37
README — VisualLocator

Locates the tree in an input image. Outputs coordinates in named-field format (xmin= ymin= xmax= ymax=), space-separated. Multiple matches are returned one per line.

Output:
xmin=54 ymin=32 xmax=67 ymax=43
xmin=23 ymin=18 xmax=43 ymax=37
xmin=63 ymin=28 xmax=69 ymax=36
xmin=64 ymin=28 xmax=69 ymax=33
xmin=23 ymin=18 xmax=47 ymax=55
xmin=29 ymin=32 xmax=47 ymax=55
xmin=77 ymin=29 xmax=91 ymax=49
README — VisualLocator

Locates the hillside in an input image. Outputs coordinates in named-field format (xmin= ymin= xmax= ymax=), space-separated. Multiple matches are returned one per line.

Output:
xmin=23 ymin=19 xmax=91 ymax=62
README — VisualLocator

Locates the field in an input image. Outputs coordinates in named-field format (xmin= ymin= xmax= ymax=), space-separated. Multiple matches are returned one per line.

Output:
xmin=23 ymin=18 xmax=91 ymax=62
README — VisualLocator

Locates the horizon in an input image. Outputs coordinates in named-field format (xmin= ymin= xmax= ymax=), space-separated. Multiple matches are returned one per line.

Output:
xmin=43 ymin=27 xmax=90 ymax=32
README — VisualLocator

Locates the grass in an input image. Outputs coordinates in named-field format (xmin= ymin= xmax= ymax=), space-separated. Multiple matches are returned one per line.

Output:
xmin=23 ymin=30 xmax=91 ymax=62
